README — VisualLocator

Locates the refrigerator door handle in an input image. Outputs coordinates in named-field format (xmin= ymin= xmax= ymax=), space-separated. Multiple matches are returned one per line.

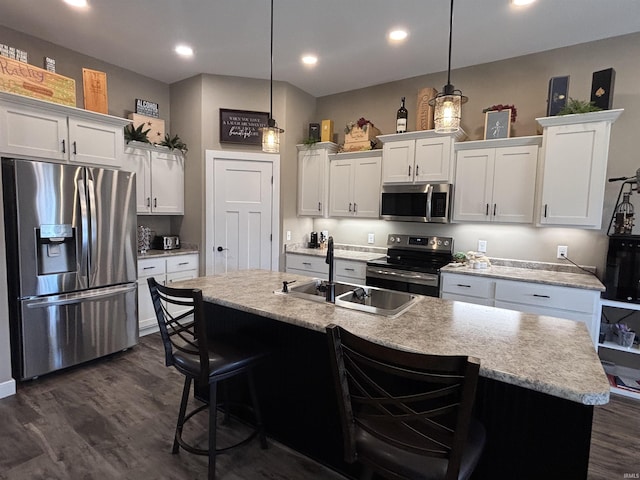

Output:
xmin=87 ymin=176 xmax=98 ymax=281
xmin=25 ymin=284 xmax=137 ymax=308
xmin=77 ymin=177 xmax=90 ymax=283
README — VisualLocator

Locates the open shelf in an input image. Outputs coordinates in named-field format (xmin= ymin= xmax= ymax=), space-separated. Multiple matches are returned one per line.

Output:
xmin=602 ymin=363 xmax=640 ymax=399
xmin=598 ymin=341 xmax=640 ymax=355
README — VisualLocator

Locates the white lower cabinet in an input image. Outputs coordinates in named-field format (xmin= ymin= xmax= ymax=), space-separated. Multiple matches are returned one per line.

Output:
xmin=285 ymin=254 xmax=366 ymax=284
xmin=138 ymin=253 xmax=199 ymax=336
xmin=441 ymin=272 xmax=600 ymax=346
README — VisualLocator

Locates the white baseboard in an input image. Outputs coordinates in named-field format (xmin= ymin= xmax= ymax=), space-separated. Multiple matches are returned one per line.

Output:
xmin=0 ymin=378 xmax=16 ymax=399
xmin=140 ymin=323 xmax=159 ymax=337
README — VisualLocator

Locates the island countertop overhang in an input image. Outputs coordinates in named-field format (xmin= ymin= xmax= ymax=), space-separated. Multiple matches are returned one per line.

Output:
xmin=173 ymin=269 xmax=610 ymax=406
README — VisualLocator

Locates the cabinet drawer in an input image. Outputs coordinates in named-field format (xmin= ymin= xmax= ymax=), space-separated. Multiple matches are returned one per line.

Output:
xmin=335 ymin=260 xmax=366 ymax=280
xmin=166 ymin=270 xmax=198 ymax=284
xmin=441 ymin=292 xmax=494 ymax=307
xmin=441 ymin=273 xmax=494 ymax=299
xmin=494 ymin=280 xmax=596 ymax=314
xmin=286 ymin=254 xmax=328 ymax=274
xmin=137 ymin=258 xmax=166 ymax=277
xmin=166 ymin=254 xmax=199 ymax=273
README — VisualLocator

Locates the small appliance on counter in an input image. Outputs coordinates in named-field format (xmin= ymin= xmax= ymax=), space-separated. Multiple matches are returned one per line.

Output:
xmin=308 ymin=231 xmax=319 ymax=249
xmin=153 ymin=235 xmax=181 ymax=250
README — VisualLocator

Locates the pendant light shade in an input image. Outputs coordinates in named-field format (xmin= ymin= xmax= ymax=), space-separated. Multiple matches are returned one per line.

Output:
xmin=261 ymin=0 xmax=284 ymax=153
xmin=429 ymin=0 xmax=467 ymax=133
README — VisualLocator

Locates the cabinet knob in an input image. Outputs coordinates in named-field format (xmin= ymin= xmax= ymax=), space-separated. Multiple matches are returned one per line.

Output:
xmin=217 ymin=246 xmax=228 ymax=252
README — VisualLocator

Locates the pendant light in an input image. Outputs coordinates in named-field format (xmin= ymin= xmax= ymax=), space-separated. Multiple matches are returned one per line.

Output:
xmin=429 ymin=0 xmax=468 ymax=133
xmin=261 ymin=0 xmax=284 ymax=153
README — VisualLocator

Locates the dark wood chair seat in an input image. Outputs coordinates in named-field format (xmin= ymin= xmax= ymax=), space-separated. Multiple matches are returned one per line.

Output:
xmin=326 ymin=324 xmax=486 ymax=480
xmin=148 ymin=277 xmax=268 ymax=480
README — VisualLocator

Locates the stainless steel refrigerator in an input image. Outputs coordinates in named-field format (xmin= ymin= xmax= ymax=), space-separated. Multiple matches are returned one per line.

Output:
xmin=2 ymin=158 xmax=138 ymax=380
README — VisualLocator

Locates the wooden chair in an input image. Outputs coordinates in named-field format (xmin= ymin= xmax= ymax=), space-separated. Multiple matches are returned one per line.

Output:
xmin=148 ymin=277 xmax=268 ymax=480
xmin=326 ymin=324 xmax=485 ymax=480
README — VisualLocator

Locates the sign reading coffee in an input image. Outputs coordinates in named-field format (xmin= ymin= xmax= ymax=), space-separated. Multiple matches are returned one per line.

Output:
xmin=220 ymin=109 xmax=269 ymax=146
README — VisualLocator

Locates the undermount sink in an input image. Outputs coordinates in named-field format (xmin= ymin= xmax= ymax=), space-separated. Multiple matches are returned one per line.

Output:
xmin=280 ymin=279 xmax=419 ymax=317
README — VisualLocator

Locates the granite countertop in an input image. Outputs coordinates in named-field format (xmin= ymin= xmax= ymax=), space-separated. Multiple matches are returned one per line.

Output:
xmin=174 ymin=270 xmax=610 ymax=406
xmin=441 ymin=258 xmax=605 ymax=291
xmin=285 ymin=243 xmax=386 ymax=262
xmin=138 ymin=245 xmax=199 ymax=259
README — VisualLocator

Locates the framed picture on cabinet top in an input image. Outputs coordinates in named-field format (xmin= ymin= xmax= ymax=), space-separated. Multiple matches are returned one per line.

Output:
xmin=484 ymin=109 xmax=511 ymax=140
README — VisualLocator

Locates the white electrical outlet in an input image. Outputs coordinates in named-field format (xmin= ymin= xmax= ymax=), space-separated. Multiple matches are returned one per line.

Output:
xmin=477 ymin=240 xmax=487 ymax=253
xmin=368 ymin=233 xmax=375 ymax=244
xmin=557 ymin=245 xmax=568 ymax=259
xmin=286 ymin=230 xmax=291 ymax=241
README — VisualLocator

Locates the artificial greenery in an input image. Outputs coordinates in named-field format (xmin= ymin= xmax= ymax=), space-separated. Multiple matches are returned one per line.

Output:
xmin=159 ymin=133 xmax=188 ymax=154
xmin=302 ymin=136 xmax=319 ymax=147
xmin=124 ymin=123 xmax=151 ymax=144
xmin=557 ymin=98 xmax=602 ymax=115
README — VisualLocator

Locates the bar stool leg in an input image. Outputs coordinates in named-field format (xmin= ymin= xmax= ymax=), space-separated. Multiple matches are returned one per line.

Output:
xmin=247 ymin=369 xmax=267 ymax=449
xmin=208 ymin=380 xmax=218 ymax=480
xmin=173 ymin=376 xmax=192 ymax=454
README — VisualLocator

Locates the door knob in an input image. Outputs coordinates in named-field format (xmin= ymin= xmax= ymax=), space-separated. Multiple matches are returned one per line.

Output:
xmin=217 ymin=246 xmax=228 ymax=252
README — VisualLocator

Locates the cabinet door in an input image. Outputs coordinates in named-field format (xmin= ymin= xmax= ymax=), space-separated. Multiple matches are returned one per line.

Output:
xmin=352 ymin=156 xmax=381 ymax=217
xmin=0 ymin=103 xmax=68 ymax=161
xmin=68 ymin=118 xmax=124 ymax=168
xmin=123 ymin=146 xmax=152 ymax=213
xmin=492 ymin=145 xmax=538 ymax=223
xmin=539 ymin=121 xmax=609 ymax=227
xmin=452 ymin=149 xmax=494 ymax=222
xmin=298 ymin=148 xmax=327 ymax=216
xmin=329 ymin=159 xmax=354 ymax=217
xmin=151 ymin=151 xmax=184 ymax=214
xmin=415 ymin=136 xmax=453 ymax=183
xmin=382 ymin=140 xmax=414 ymax=183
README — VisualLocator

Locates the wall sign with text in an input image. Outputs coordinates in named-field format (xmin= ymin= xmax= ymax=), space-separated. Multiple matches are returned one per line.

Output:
xmin=220 ymin=109 xmax=268 ymax=146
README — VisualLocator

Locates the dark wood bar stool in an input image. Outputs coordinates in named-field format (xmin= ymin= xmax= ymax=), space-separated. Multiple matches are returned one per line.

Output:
xmin=326 ymin=324 xmax=486 ymax=480
xmin=148 ymin=277 xmax=268 ymax=480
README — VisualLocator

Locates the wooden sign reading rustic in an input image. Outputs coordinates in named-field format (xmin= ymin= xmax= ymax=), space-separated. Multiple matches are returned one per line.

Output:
xmin=0 ymin=55 xmax=76 ymax=106
xmin=416 ymin=87 xmax=437 ymax=131
xmin=82 ymin=68 xmax=108 ymax=114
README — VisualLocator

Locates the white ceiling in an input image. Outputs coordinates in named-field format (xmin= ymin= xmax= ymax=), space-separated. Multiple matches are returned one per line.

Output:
xmin=2 ymin=0 xmax=640 ymax=97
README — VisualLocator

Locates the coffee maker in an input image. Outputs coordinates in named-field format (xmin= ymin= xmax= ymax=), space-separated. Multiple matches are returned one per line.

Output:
xmin=308 ymin=232 xmax=319 ymax=248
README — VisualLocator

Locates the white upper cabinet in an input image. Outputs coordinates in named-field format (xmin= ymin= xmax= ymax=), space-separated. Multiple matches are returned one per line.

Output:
xmin=378 ymin=130 xmax=465 ymax=184
xmin=297 ymin=142 xmax=338 ymax=216
xmin=328 ymin=151 xmax=382 ymax=218
xmin=536 ymin=109 xmax=623 ymax=228
xmin=122 ymin=144 xmax=184 ymax=215
xmin=453 ymin=137 xmax=540 ymax=224
xmin=0 ymin=92 xmax=128 ymax=167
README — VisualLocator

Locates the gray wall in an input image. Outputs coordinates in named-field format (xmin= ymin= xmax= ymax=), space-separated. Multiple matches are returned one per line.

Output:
xmin=314 ymin=32 xmax=640 ymax=276
xmin=0 ymin=25 xmax=170 ymax=127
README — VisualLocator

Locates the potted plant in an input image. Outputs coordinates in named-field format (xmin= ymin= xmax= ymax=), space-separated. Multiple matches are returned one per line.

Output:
xmin=557 ymin=98 xmax=602 ymax=115
xmin=159 ymin=133 xmax=188 ymax=154
xmin=124 ymin=123 xmax=151 ymax=144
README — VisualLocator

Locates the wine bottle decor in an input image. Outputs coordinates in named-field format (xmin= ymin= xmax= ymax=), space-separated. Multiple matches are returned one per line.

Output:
xmin=396 ymin=96 xmax=408 ymax=133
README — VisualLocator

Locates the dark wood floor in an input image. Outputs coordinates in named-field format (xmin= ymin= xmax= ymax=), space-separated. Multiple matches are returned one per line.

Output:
xmin=0 ymin=333 xmax=638 ymax=479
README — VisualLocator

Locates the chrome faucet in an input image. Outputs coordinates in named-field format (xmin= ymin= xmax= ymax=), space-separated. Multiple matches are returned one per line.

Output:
xmin=325 ymin=236 xmax=335 ymax=302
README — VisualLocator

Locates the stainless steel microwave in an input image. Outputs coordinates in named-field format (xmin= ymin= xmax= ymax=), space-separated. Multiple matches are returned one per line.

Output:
xmin=380 ymin=183 xmax=452 ymax=223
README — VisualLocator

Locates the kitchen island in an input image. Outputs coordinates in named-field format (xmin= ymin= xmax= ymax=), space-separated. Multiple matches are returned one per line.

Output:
xmin=174 ymin=270 xmax=609 ymax=479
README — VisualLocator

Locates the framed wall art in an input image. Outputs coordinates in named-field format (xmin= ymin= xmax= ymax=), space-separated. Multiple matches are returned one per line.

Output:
xmin=219 ymin=109 xmax=269 ymax=146
xmin=484 ymin=109 xmax=511 ymax=140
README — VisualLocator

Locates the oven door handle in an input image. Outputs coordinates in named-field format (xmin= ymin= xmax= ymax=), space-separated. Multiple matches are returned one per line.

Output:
xmin=366 ymin=267 xmax=438 ymax=285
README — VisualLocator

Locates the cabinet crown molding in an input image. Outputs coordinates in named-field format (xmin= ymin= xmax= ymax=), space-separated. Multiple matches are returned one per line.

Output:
xmin=536 ymin=109 xmax=623 ymax=128
xmin=377 ymin=128 xmax=467 ymax=144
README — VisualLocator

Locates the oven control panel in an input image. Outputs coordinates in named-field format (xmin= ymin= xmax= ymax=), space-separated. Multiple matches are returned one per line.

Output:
xmin=387 ymin=234 xmax=453 ymax=252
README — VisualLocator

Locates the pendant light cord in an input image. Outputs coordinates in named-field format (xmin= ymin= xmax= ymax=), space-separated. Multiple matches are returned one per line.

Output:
xmin=269 ymin=0 xmax=274 ymax=120
xmin=447 ymin=0 xmax=454 ymax=86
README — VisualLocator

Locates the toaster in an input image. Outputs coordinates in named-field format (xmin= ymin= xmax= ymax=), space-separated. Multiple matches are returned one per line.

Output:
xmin=153 ymin=235 xmax=180 ymax=250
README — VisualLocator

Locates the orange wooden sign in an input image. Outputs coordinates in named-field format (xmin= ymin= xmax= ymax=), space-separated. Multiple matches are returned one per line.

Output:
xmin=82 ymin=68 xmax=108 ymax=114
xmin=0 ymin=55 xmax=76 ymax=106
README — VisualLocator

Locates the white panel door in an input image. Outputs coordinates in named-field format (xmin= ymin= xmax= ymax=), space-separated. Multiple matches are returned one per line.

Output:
xmin=329 ymin=159 xmax=354 ymax=217
xmin=122 ymin=146 xmax=152 ymax=213
xmin=151 ymin=151 xmax=184 ymax=214
xmin=382 ymin=140 xmax=414 ymax=183
xmin=213 ymin=159 xmax=273 ymax=274
xmin=452 ymin=149 xmax=494 ymax=222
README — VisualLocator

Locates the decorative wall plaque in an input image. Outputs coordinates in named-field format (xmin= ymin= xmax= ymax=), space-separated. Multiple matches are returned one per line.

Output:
xmin=82 ymin=68 xmax=108 ymax=114
xmin=219 ymin=109 xmax=269 ymax=146
xmin=135 ymin=98 xmax=159 ymax=118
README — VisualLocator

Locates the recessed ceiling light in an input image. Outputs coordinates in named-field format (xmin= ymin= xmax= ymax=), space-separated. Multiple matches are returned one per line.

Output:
xmin=512 ymin=0 xmax=535 ymax=5
xmin=175 ymin=45 xmax=194 ymax=57
xmin=388 ymin=29 xmax=408 ymax=42
xmin=63 ymin=0 xmax=88 ymax=7
xmin=302 ymin=55 xmax=318 ymax=66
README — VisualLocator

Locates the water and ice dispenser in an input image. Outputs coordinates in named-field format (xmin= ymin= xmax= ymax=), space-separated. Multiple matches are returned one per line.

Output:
xmin=36 ymin=224 xmax=77 ymax=275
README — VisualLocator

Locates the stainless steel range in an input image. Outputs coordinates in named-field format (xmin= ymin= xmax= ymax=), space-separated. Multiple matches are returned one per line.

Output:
xmin=366 ymin=234 xmax=454 ymax=297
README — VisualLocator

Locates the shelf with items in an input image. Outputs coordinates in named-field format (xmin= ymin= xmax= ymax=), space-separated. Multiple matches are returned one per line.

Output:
xmin=598 ymin=298 xmax=640 ymax=400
